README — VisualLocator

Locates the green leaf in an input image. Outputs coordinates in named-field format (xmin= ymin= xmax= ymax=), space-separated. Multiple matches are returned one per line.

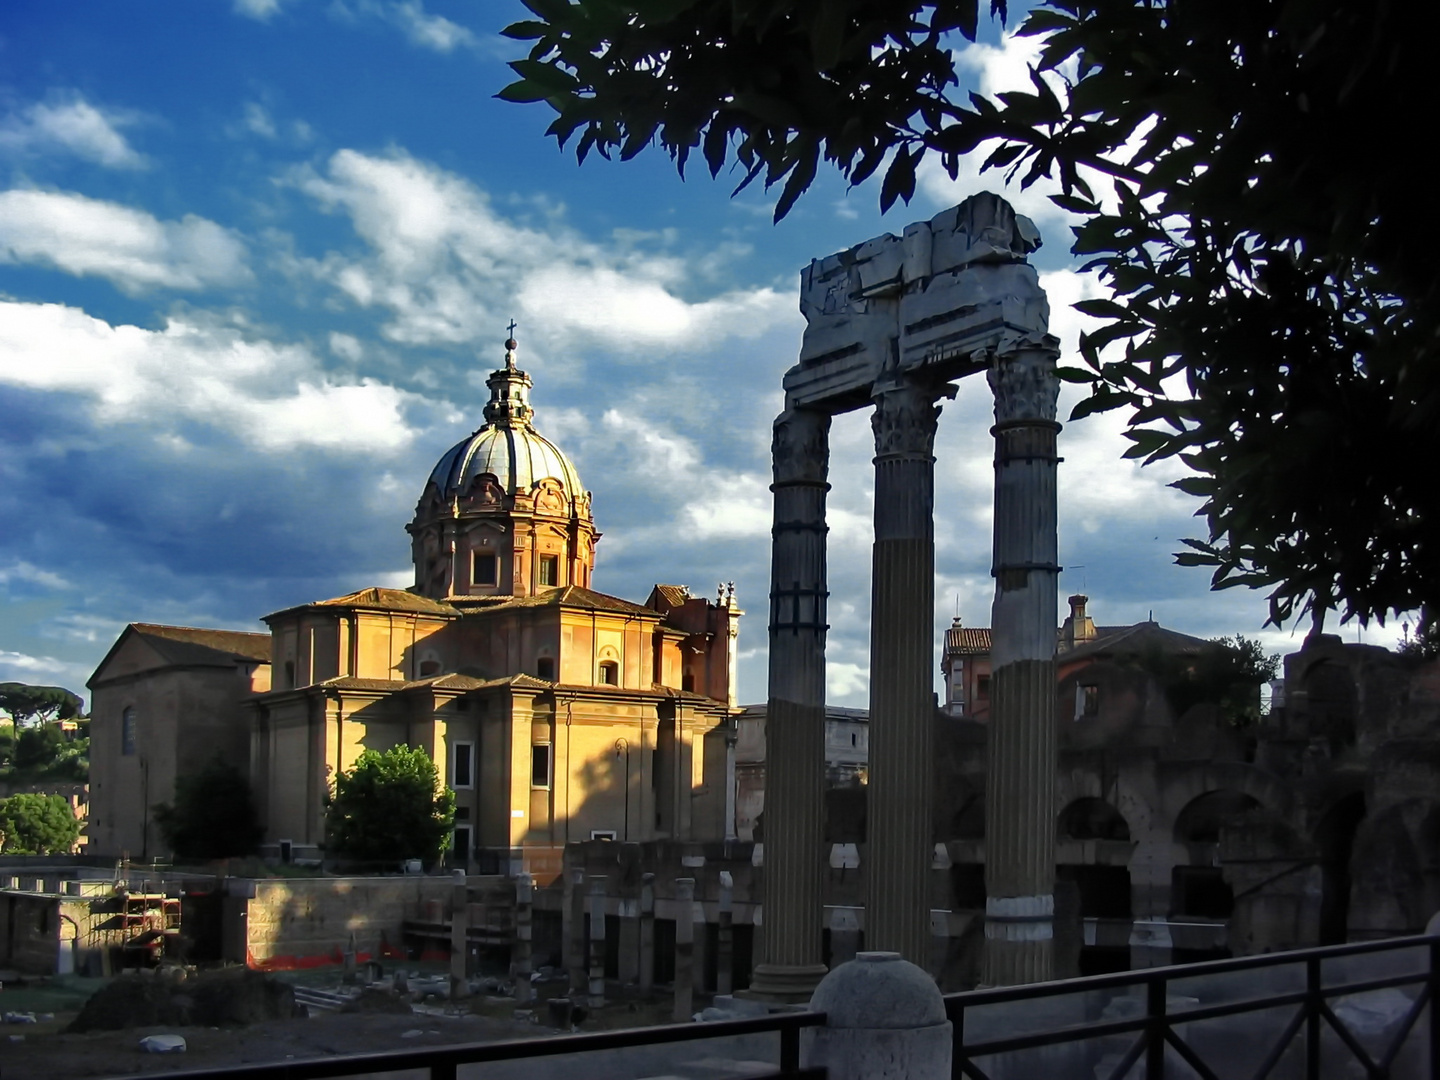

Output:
xmin=496 ymin=80 xmax=556 ymax=104
xmin=500 ymin=20 xmax=551 ymax=41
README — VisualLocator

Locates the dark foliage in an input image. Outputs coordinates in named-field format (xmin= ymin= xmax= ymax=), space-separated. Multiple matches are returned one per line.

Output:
xmin=501 ymin=0 xmax=1440 ymax=630
xmin=152 ymin=756 xmax=264 ymax=862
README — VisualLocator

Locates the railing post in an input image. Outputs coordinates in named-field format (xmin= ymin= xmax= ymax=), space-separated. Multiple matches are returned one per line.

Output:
xmin=1429 ymin=940 xmax=1439 ymax=1080
xmin=640 ymin=871 xmax=656 ymax=993
xmin=1146 ymin=977 xmax=1166 ymax=1080
xmin=1305 ymin=955 xmax=1322 ymax=1080
xmin=781 ymin=1019 xmax=801 ymax=1074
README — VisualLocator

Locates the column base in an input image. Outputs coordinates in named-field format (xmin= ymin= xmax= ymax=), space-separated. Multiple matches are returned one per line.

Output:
xmin=739 ymin=963 xmax=830 ymax=1003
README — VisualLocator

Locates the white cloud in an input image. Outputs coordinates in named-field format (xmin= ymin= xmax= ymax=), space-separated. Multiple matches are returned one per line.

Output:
xmin=243 ymin=102 xmax=278 ymax=139
xmin=234 ymin=0 xmax=283 ymax=20
xmin=389 ymin=0 xmax=476 ymax=52
xmin=0 ymin=561 xmax=70 ymax=590
xmin=329 ymin=331 xmax=364 ymax=361
xmin=0 ymin=189 xmax=250 ymax=294
xmin=0 ymin=649 xmax=93 ymax=690
xmin=293 ymin=149 xmax=795 ymax=354
xmin=0 ymin=300 xmax=423 ymax=453
xmin=332 ymin=0 xmax=480 ymax=53
xmin=0 ymin=96 xmax=145 ymax=169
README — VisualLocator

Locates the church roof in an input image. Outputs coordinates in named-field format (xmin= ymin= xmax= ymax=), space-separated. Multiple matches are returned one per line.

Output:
xmin=89 ymin=622 xmax=270 ymax=687
xmin=485 ymin=585 xmax=656 ymax=617
xmin=945 ymin=624 xmax=992 ymax=654
xmin=128 ymin=623 xmax=271 ymax=665
xmin=1061 ymin=620 xmax=1210 ymax=662
xmin=649 ymin=584 xmax=691 ymax=609
xmin=312 ymin=588 xmax=460 ymax=616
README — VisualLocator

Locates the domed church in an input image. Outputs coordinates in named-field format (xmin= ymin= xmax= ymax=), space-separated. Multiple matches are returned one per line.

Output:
xmin=86 ymin=338 xmax=743 ymax=879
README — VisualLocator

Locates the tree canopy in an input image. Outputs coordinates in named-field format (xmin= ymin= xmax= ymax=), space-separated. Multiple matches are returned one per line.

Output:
xmin=0 ymin=682 xmax=84 ymax=726
xmin=0 ymin=793 xmax=80 ymax=855
xmin=324 ymin=746 xmax=455 ymax=867
xmin=152 ymin=757 xmax=264 ymax=863
xmin=501 ymin=0 xmax=1439 ymax=631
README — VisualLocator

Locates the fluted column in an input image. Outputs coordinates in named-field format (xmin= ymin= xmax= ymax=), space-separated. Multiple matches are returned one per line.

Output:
xmin=750 ymin=406 xmax=831 ymax=999
xmin=865 ymin=376 xmax=941 ymax=963
xmin=982 ymin=345 xmax=1061 ymax=986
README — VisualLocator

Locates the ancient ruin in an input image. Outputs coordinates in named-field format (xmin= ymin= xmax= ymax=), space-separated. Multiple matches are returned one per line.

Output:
xmin=754 ymin=193 xmax=1060 ymax=996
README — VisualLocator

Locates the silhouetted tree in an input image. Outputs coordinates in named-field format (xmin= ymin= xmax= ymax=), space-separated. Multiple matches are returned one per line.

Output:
xmin=152 ymin=757 xmax=263 ymax=862
xmin=502 ymin=0 xmax=1440 ymax=631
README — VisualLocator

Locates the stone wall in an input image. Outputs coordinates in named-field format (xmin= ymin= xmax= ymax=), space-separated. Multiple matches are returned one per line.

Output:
xmin=241 ymin=875 xmax=458 ymax=969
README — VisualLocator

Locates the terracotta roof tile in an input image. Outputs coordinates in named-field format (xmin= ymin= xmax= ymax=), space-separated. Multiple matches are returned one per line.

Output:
xmin=130 ymin=624 xmax=271 ymax=665
xmin=314 ymin=588 xmax=460 ymax=616
xmin=482 ymin=585 xmax=656 ymax=617
xmin=945 ymin=626 xmax=992 ymax=654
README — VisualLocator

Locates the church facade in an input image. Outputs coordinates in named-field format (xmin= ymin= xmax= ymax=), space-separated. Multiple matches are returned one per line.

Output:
xmin=88 ymin=338 xmax=742 ymax=880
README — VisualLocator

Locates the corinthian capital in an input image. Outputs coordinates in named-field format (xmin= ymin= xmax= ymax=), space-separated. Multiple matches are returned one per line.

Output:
xmin=988 ymin=348 xmax=1060 ymax=426
xmin=871 ymin=379 xmax=941 ymax=460
xmin=772 ymin=408 xmax=831 ymax=486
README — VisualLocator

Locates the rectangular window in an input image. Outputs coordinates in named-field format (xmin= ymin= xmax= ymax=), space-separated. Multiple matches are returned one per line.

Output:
xmin=590 ymin=830 xmax=617 ymax=841
xmin=1077 ymin=684 xmax=1101 ymax=720
xmin=977 ymin=675 xmax=991 ymax=700
xmin=531 ymin=744 xmax=552 ymax=788
xmin=472 ymin=551 xmax=498 ymax=587
xmin=536 ymin=657 xmax=555 ymax=681
xmin=121 ymin=708 xmax=136 ymax=756
xmin=451 ymin=742 xmax=474 ymax=788
xmin=538 ymin=554 xmax=559 ymax=587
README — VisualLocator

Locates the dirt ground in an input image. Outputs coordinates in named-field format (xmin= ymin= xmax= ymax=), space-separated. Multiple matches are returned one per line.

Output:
xmin=0 ymin=976 xmax=701 ymax=1079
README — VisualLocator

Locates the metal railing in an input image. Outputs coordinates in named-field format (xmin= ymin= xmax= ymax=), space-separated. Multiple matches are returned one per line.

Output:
xmin=946 ymin=934 xmax=1440 ymax=1080
xmin=122 ymin=1009 xmax=827 ymax=1080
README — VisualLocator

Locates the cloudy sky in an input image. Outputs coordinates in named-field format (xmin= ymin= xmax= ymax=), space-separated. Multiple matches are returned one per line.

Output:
xmin=0 ymin=1 xmax=1399 ymax=707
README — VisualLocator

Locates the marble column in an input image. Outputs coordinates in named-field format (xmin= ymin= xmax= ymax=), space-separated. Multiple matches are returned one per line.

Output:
xmin=982 ymin=345 xmax=1062 ymax=986
xmin=865 ymin=376 xmax=942 ymax=962
xmin=749 ymin=407 xmax=832 ymax=1000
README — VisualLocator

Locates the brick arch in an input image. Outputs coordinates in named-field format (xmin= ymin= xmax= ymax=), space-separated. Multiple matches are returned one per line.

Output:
xmin=1158 ymin=762 xmax=1293 ymax=827
xmin=1057 ymin=796 xmax=1132 ymax=842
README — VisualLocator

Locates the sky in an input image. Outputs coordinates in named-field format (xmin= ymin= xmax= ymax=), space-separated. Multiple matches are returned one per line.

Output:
xmin=0 ymin=1 xmax=1404 ymax=709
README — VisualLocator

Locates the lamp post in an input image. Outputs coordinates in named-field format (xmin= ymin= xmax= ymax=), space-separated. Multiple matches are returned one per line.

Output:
xmin=614 ymin=738 xmax=630 ymax=841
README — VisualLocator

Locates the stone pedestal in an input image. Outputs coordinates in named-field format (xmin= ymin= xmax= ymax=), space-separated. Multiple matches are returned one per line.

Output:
xmin=804 ymin=951 xmax=952 ymax=1080
xmin=982 ymin=346 xmax=1061 ymax=987
xmin=866 ymin=377 xmax=941 ymax=963
xmin=750 ymin=408 xmax=831 ymax=1001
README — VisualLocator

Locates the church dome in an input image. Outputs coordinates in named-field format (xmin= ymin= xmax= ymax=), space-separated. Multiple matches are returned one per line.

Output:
xmin=422 ymin=337 xmax=586 ymax=512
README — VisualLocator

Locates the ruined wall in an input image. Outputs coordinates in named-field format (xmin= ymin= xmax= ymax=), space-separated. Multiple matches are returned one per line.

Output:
xmin=242 ymin=875 xmax=457 ymax=969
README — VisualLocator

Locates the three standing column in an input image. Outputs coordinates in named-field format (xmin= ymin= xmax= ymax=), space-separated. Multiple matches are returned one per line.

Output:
xmin=982 ymin=345 xmax=1062 ymax=986
xmin=749 ymin=407 xmax=832 ymax=999
xmin=865 ymin=376 xmax=942 ymax=962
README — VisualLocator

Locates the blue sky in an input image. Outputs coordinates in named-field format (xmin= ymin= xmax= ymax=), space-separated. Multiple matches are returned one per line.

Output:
xmin=0 ymin=1 xmax=1399 ymax=707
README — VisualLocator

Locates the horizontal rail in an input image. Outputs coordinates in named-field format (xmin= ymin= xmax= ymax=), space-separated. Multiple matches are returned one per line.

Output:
xmin=117 ymin=1010 xmax=827 ymax=1080
xmin=944 ymin=932 xmax=1439 ymax=1012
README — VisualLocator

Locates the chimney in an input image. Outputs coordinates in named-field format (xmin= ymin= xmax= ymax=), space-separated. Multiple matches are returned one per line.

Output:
xmin=1061 ymin=594 xmax=1096 ymax=649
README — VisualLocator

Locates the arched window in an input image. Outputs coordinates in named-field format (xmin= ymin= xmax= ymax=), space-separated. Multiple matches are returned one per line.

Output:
xmin=537 ymin=657 xmax=555 ymax=681
xmin=600 ymin=661 xmax=619 ymax=686
xmin=121 ymin=707 xmax=137 ymax=756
